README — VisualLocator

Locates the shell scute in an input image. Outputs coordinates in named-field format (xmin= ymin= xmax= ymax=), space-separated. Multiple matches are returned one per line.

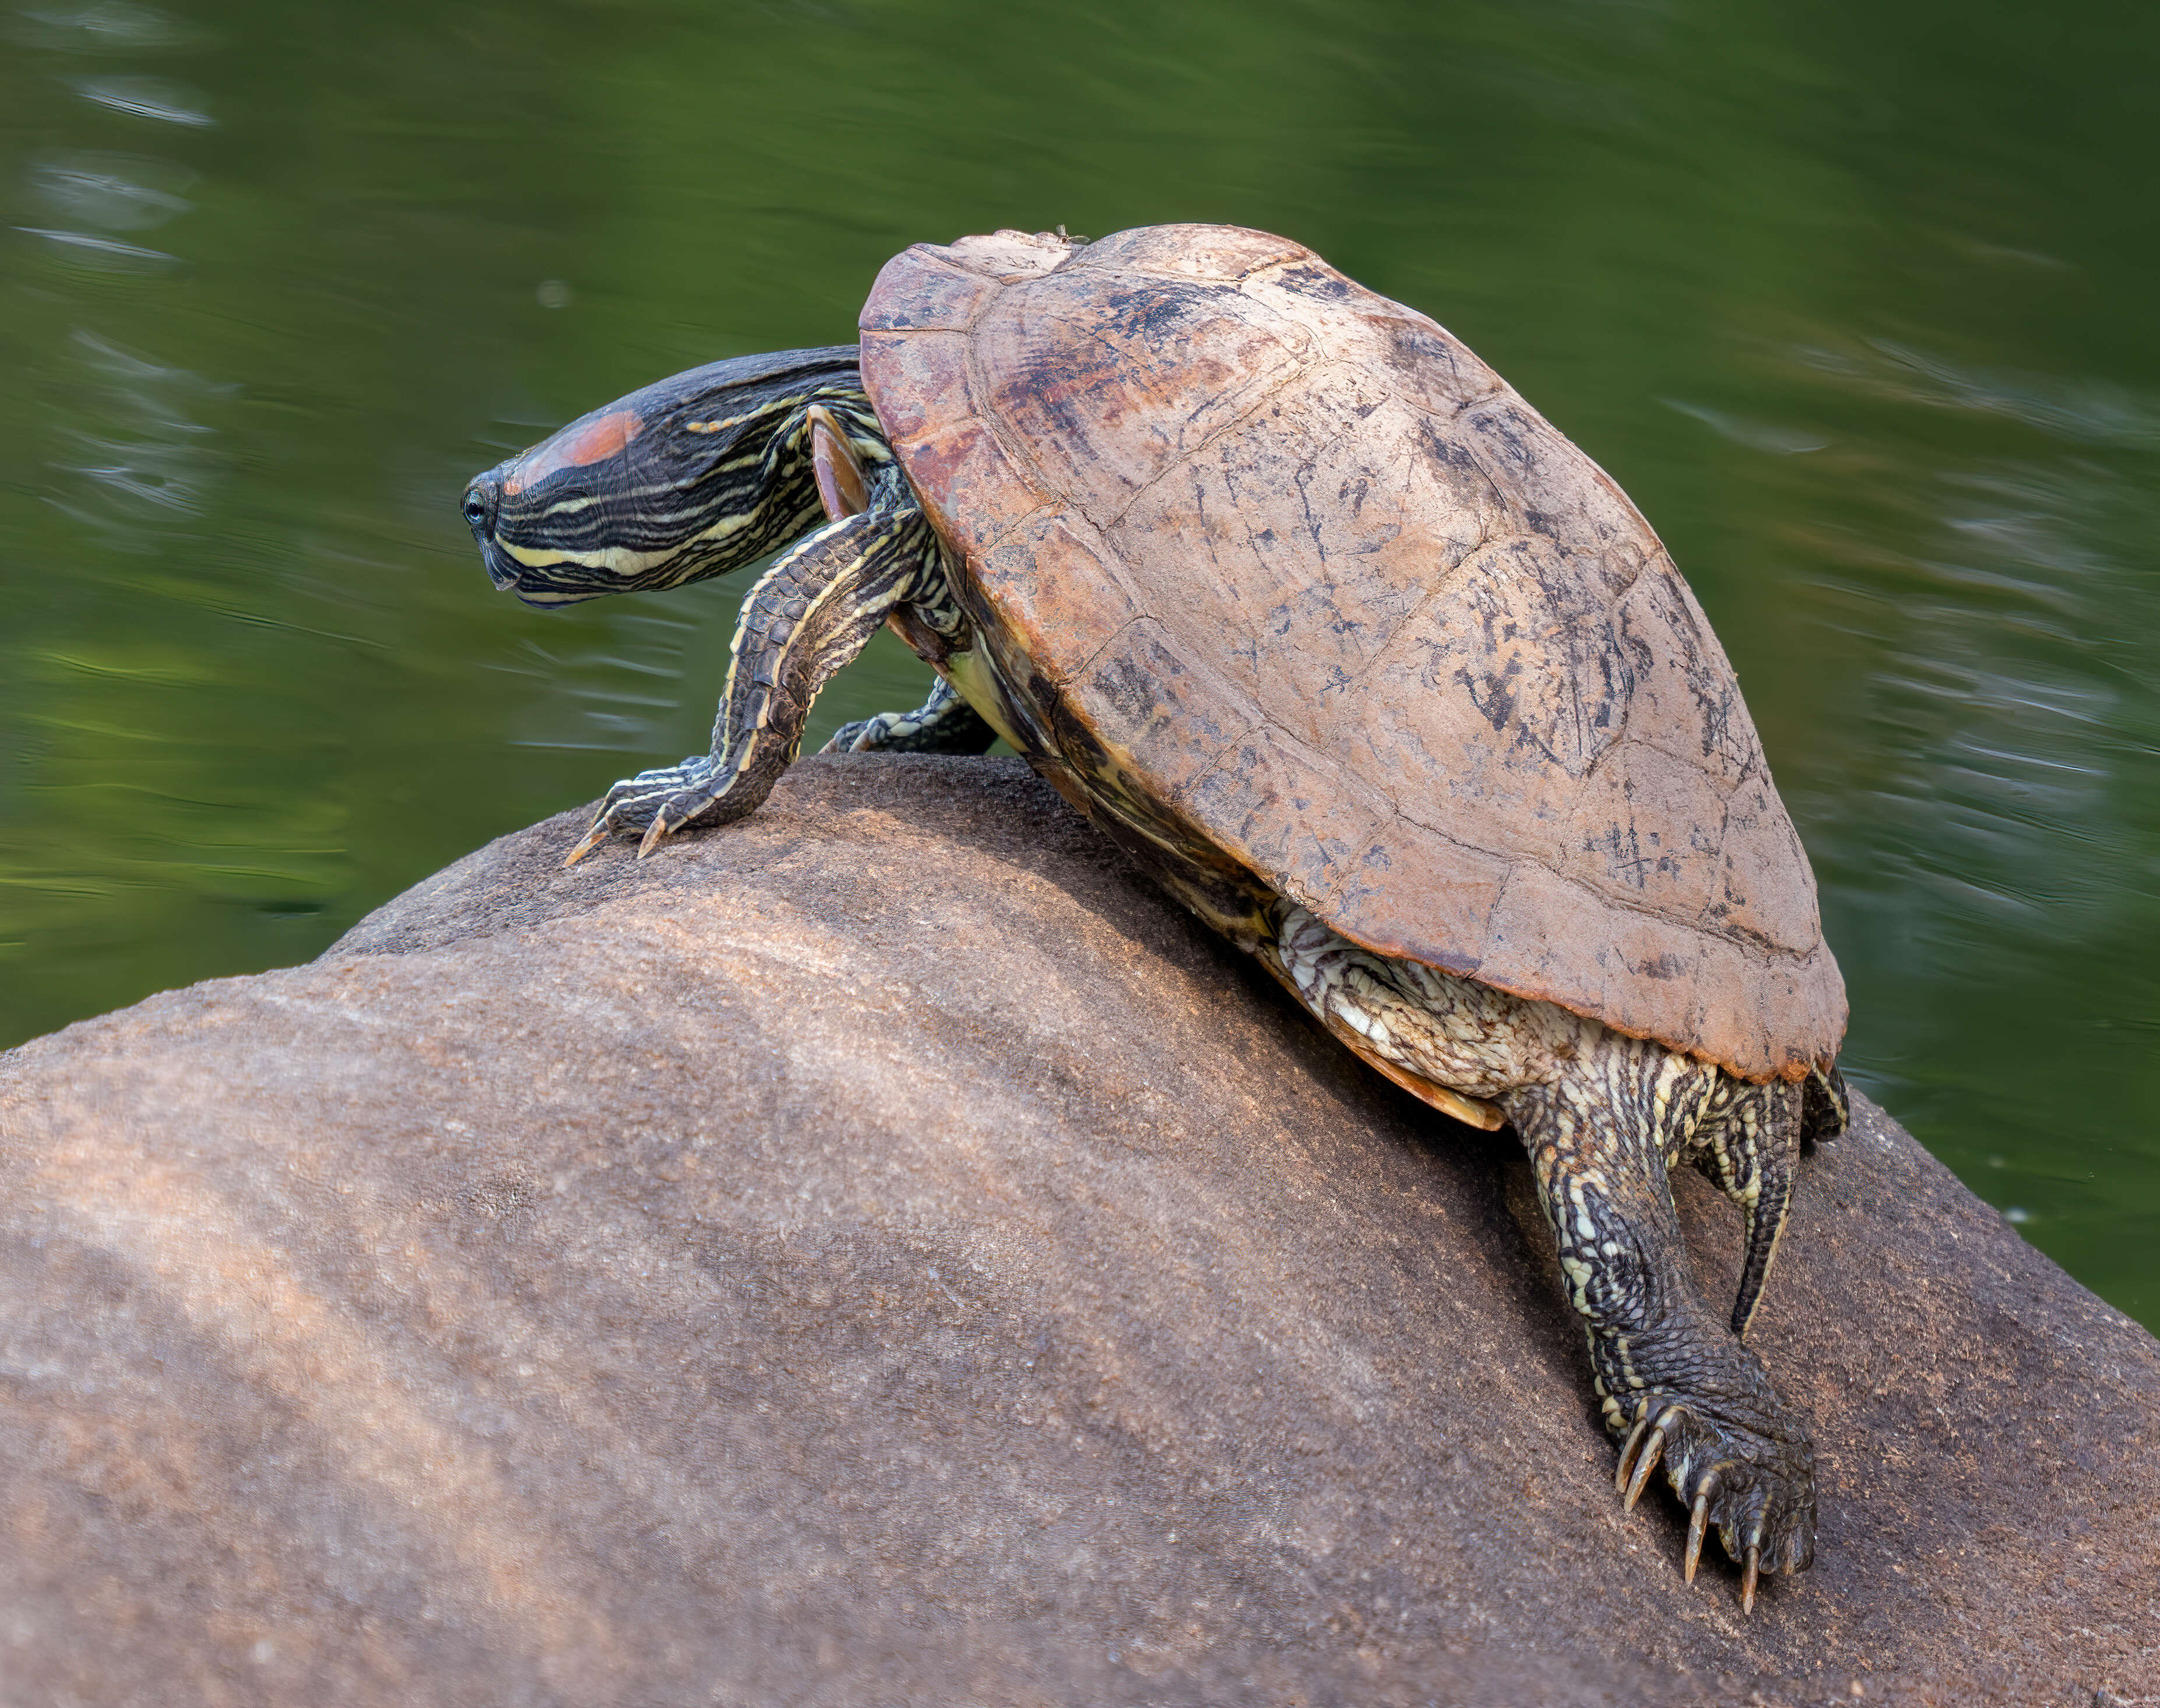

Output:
xmin=940 ymin=229 xmax=1079 ymax=282
xmin=1072 ymin=223 xmax=1313 ymax=282
xmin=1562 ymin=740 xmax=1729 ymax=921
xmin=1109 ymin=363 xmax=1503 ymax=751
xmin=1711 ymin=775 xmax=1821 ymax=955
xmin=1057 ymin=619 xmax=1256 ymax=799
xmin=976 ymin=277 xmax=1308 ymax=523
xmin=1351 ymin=534 xmax=1631 ymax=856
xmin=1462 ymin=396 xmax=1651 ymax=561
xmin=1239 ymin=264 xmax=1507 ymax=423
xmin=972 ymin=512 xmax=1146 ymax=688
xmin=862 ymin=324 xmax=1043 ymax=556
xmin=856 ymin=328 xmax=968 ymax=447
xmin=1183 ymin=723 xmax=1394 ymax=918
xmin=1613 ymin=570 xmax=1765 ymax=790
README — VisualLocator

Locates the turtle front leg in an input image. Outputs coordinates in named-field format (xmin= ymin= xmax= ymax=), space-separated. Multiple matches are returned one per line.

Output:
xmin=565 ymin=478 xmax=940 ymax=863
xmin=819 ymin=675 xmax=998 ymax=756
xmin=1504 ymin=1045 xmax=1816 ymax=1610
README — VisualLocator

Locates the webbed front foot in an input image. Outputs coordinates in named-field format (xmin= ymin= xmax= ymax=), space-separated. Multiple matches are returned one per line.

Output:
xmin=564 ymin=754 xmax=746 ymax=864
xmin=1613 ymin=1384 xmax=1815 ymax=1609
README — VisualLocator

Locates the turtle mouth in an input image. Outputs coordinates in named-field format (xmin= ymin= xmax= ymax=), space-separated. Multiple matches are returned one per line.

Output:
xmin=474 ymin=536 xmax=525 ymax=593
xmin=473 ymin=536 xmax=598 ymax=607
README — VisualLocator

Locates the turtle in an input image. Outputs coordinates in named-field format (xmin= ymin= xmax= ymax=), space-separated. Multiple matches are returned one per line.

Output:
xmin=462 ymin=223 xmax=1849 ymax=1610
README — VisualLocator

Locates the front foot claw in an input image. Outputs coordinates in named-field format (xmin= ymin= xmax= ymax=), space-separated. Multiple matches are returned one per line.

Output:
xmin=1612 ymin=1394 xmax=1815 ymax=1610
xmin=561 ymin=755 xmax=719 ymax=866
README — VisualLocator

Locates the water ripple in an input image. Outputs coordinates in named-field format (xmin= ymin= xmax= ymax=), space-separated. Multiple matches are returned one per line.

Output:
xmin=41 ymin=329 xmax=229 ymax=535
xmin=1659 ymin=396 xmax=1828 ymax=455
xmin=1792 ymin=338 xmax=2160 ymax=449
xmin=16 ymin=226 xmax=182 ymax=271
xmin=10 ymin=1 xmax=200 ymax=50
xmin=28 ymin=151 xmax=196 ymax=230
xmin=69 ymin=75 xmax=214 ymax=126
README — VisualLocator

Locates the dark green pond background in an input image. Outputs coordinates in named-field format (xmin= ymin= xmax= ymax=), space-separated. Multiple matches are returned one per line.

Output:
xmin=3 ymin=0 xmax=2155 ymax=1324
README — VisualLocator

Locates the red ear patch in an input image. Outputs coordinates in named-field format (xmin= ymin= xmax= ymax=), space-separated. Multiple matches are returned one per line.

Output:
xmin=504 ymin=408 xmax=643 ymax=496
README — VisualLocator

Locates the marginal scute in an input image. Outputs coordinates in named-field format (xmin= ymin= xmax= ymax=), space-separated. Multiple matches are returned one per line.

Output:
xmin=1478 ymin=862 xmax=1715 ymax=1063
xmin=863 ymin=225 xmax=1846 ymax=1079
xmin=1324 ymin=821 xmax=1503 ymax=982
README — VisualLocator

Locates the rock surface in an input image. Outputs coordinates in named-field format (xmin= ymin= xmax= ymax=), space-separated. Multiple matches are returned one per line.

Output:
xmin=0 ymin=755 xmax=2152 ymax=1706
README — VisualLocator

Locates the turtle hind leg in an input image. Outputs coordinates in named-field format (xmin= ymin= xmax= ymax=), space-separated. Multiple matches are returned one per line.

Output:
xmin=1801 ymin=1062 xmax=1851 ymax=1150
xmin=1688 ymin=1076 xmax=1804 ymax=1340
xmin=819 ymin=675 xmax=998 ymax=756
xmin=565 ymin=474 xmax=938 ymax=862
xmin=1504 ymin=1041 xmax=1817 ymax=1607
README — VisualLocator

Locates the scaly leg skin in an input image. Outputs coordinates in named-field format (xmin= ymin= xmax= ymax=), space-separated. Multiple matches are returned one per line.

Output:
xmin=565 ymin=466 xmax=941 ymax=863
xmin=1265 ymin=903 xmax=1815 ymax=1609
xmin=1801 ymin=1063 xmax=1851 ymax=1150
xmin=1506 ymin=1053 xmax=1816 ymax=1611
xmin=819 ymin=675 xmax=998 ymax=756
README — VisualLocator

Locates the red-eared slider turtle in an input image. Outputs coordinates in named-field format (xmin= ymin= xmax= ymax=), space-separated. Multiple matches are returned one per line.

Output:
xmin=462 ymin=224 xmax=1849 ymax=1609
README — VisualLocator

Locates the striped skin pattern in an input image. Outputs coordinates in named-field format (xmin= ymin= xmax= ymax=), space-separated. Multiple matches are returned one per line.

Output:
xmin=564 ymin=460 xmax=949 ymax=861
xmin=463 ymin=346 xmax=885 ymax=609
xmin=463 ymin=314 xmax=1848 ymax=1609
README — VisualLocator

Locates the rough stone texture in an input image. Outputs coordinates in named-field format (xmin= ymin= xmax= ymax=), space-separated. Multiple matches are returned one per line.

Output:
xmin=861 ymin=224 xmax=1844 ymax=1080
xmin=0 ymin=755 xmax=2151 ymax=1707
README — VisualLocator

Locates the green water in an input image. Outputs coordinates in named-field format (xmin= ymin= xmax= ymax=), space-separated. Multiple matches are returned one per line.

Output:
xmin=2 ymin=1 xmax=2154 ymax=1324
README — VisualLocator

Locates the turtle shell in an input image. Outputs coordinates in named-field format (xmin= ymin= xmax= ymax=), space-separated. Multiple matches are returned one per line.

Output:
xmin=859 ymin=224 xmax=1845 ymax=1081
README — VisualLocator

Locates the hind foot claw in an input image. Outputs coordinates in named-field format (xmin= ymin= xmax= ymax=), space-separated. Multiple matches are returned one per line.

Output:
xmin=1612 ymin=1394 xmax=1814 ymax=1609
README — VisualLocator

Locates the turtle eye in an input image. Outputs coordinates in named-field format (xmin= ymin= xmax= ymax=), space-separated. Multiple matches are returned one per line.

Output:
xmin=461 ymin=482 xmax=493 ymax=532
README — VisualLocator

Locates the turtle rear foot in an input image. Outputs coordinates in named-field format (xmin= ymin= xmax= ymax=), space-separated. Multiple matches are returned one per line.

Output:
xmin=1614 ymin=1387 xmax=1816 ymax=1608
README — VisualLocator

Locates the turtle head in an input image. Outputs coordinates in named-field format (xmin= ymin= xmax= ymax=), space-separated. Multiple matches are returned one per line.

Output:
xmin=462 ymin=345 xmax=879 ymax=609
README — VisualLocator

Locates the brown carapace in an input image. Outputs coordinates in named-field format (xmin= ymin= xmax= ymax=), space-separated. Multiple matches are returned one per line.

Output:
xmin=859 ymin=225 xmax=1842 ymax=1086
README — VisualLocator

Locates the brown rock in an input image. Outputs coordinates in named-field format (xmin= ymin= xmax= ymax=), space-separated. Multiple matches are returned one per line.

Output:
xmin=0 ymin=755 xmax=2151 ymax=1706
